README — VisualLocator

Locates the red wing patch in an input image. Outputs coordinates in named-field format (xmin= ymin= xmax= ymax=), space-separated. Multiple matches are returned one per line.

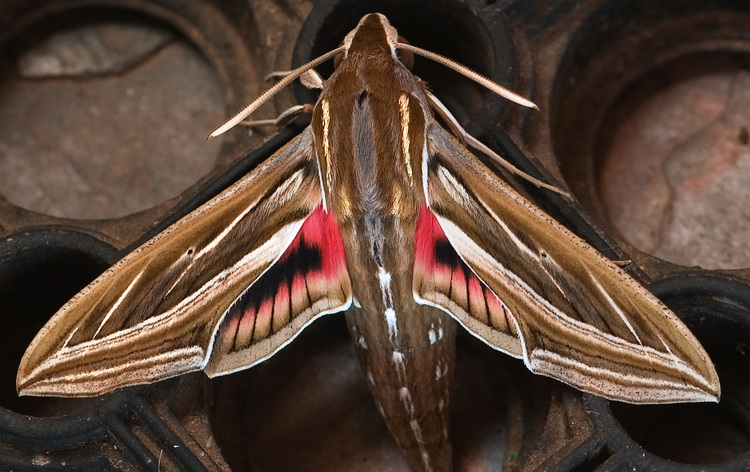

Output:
xmin=208 ymin=206 xmax=351 ymax=374
xmin=413 ymin=205 xmax=520 ymax=352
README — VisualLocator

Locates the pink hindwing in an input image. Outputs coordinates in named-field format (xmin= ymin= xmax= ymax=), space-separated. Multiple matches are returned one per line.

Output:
xmin=207 ymin=206 xmax=351 ymax=376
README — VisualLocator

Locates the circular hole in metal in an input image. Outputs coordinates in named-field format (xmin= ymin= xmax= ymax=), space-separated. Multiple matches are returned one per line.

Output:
xmin=0 ymin=231 xmax=115 ymax=416
xmin=209 ymin=316 xmax=405 ymax=471
xmin=209 ymin=314 xmax=547 ymax=470
xmin=551 ymin=2 xmax=750 ymax=270
xmin=0 ymin=7 xmax=224 ymax=219
xmin=597 ymin=52 xmax=750 ymax=270
xmin=292 ymin=0 xmax=516 ymax=126
xmin=450 ymin=332 xmax=550 ymax=470
xmin=609 ymin=276 xmax=750 ymax=465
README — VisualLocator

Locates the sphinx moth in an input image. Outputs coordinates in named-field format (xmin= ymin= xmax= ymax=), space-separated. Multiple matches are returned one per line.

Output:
xmin=18 ymin=13 xmax=719 ymax=472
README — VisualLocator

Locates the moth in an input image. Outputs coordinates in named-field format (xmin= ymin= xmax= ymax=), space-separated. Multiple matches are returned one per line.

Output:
xmin=18 ymin=13 xmax=719 ymax=472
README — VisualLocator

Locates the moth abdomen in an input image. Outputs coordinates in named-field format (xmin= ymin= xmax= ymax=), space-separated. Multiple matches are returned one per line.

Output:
xmin=346 ymin=306 xmax=456 ymax=472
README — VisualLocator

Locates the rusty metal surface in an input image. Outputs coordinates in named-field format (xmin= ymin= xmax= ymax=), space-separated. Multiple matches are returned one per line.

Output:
xmin=0 ymin=0 xmax=749 ymax=471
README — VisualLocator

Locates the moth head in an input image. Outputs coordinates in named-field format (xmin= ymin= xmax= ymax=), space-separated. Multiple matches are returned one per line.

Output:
xmin=335 ymin=14 xmax=412 ymax=71
xmin=341 ymin=13 xmax=399 ymax=59
xmin=209 ymin=12 xmax=535 ymax=139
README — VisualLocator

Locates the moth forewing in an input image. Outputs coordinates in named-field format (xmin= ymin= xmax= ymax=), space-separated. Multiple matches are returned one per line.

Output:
xmin=16 ymin=129 xmax=339 ymax=397
xmin=422 ymin=125 xmax=720 ymax=403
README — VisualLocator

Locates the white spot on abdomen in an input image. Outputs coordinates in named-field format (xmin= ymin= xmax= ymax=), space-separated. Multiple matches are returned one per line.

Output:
xmin=377 ymin=268 xmax=398 ymax=339
xmin=385 ymin=308 xmax=398 ymax=337
xmin=400 ymin=387 xmax=415 ymax=415
xmin=377 ymin=268 xmax=392 ymax=290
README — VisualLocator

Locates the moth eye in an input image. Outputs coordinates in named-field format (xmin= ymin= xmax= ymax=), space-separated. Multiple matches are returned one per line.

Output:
xmin=187 ymin=247 xmax=195 ymax=256
xmin=396 ymin=36 xmax=414 ymax=71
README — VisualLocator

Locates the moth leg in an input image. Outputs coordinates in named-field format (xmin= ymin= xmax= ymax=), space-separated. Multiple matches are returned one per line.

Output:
xmin=241 ymin=104 xmax=315 ymax=129
xmin=240 ymin=69 xmax=323 ymax=130
xmin=426 ymin=92 xmax=570 ymax=197
xmin=267 ymin=69 xmax=325 ymax=90
xmin=210 ymin=46 xmax=343 ymax=138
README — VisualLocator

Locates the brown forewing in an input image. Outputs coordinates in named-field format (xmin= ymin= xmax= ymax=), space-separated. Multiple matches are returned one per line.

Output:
xmin=17 ymin=129 xmax=323 ymax=396
xmin=422 ymin=124 xmax=719 ymax=404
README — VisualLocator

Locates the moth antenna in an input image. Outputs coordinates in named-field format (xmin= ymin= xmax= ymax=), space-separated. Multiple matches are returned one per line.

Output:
xmin=209 ymin=46 xmax=345 ymax=138
xmin=427 ymin=91 xmax=569 ymax=197
xmin=396 ymin=43 xmax=538 ymax=110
